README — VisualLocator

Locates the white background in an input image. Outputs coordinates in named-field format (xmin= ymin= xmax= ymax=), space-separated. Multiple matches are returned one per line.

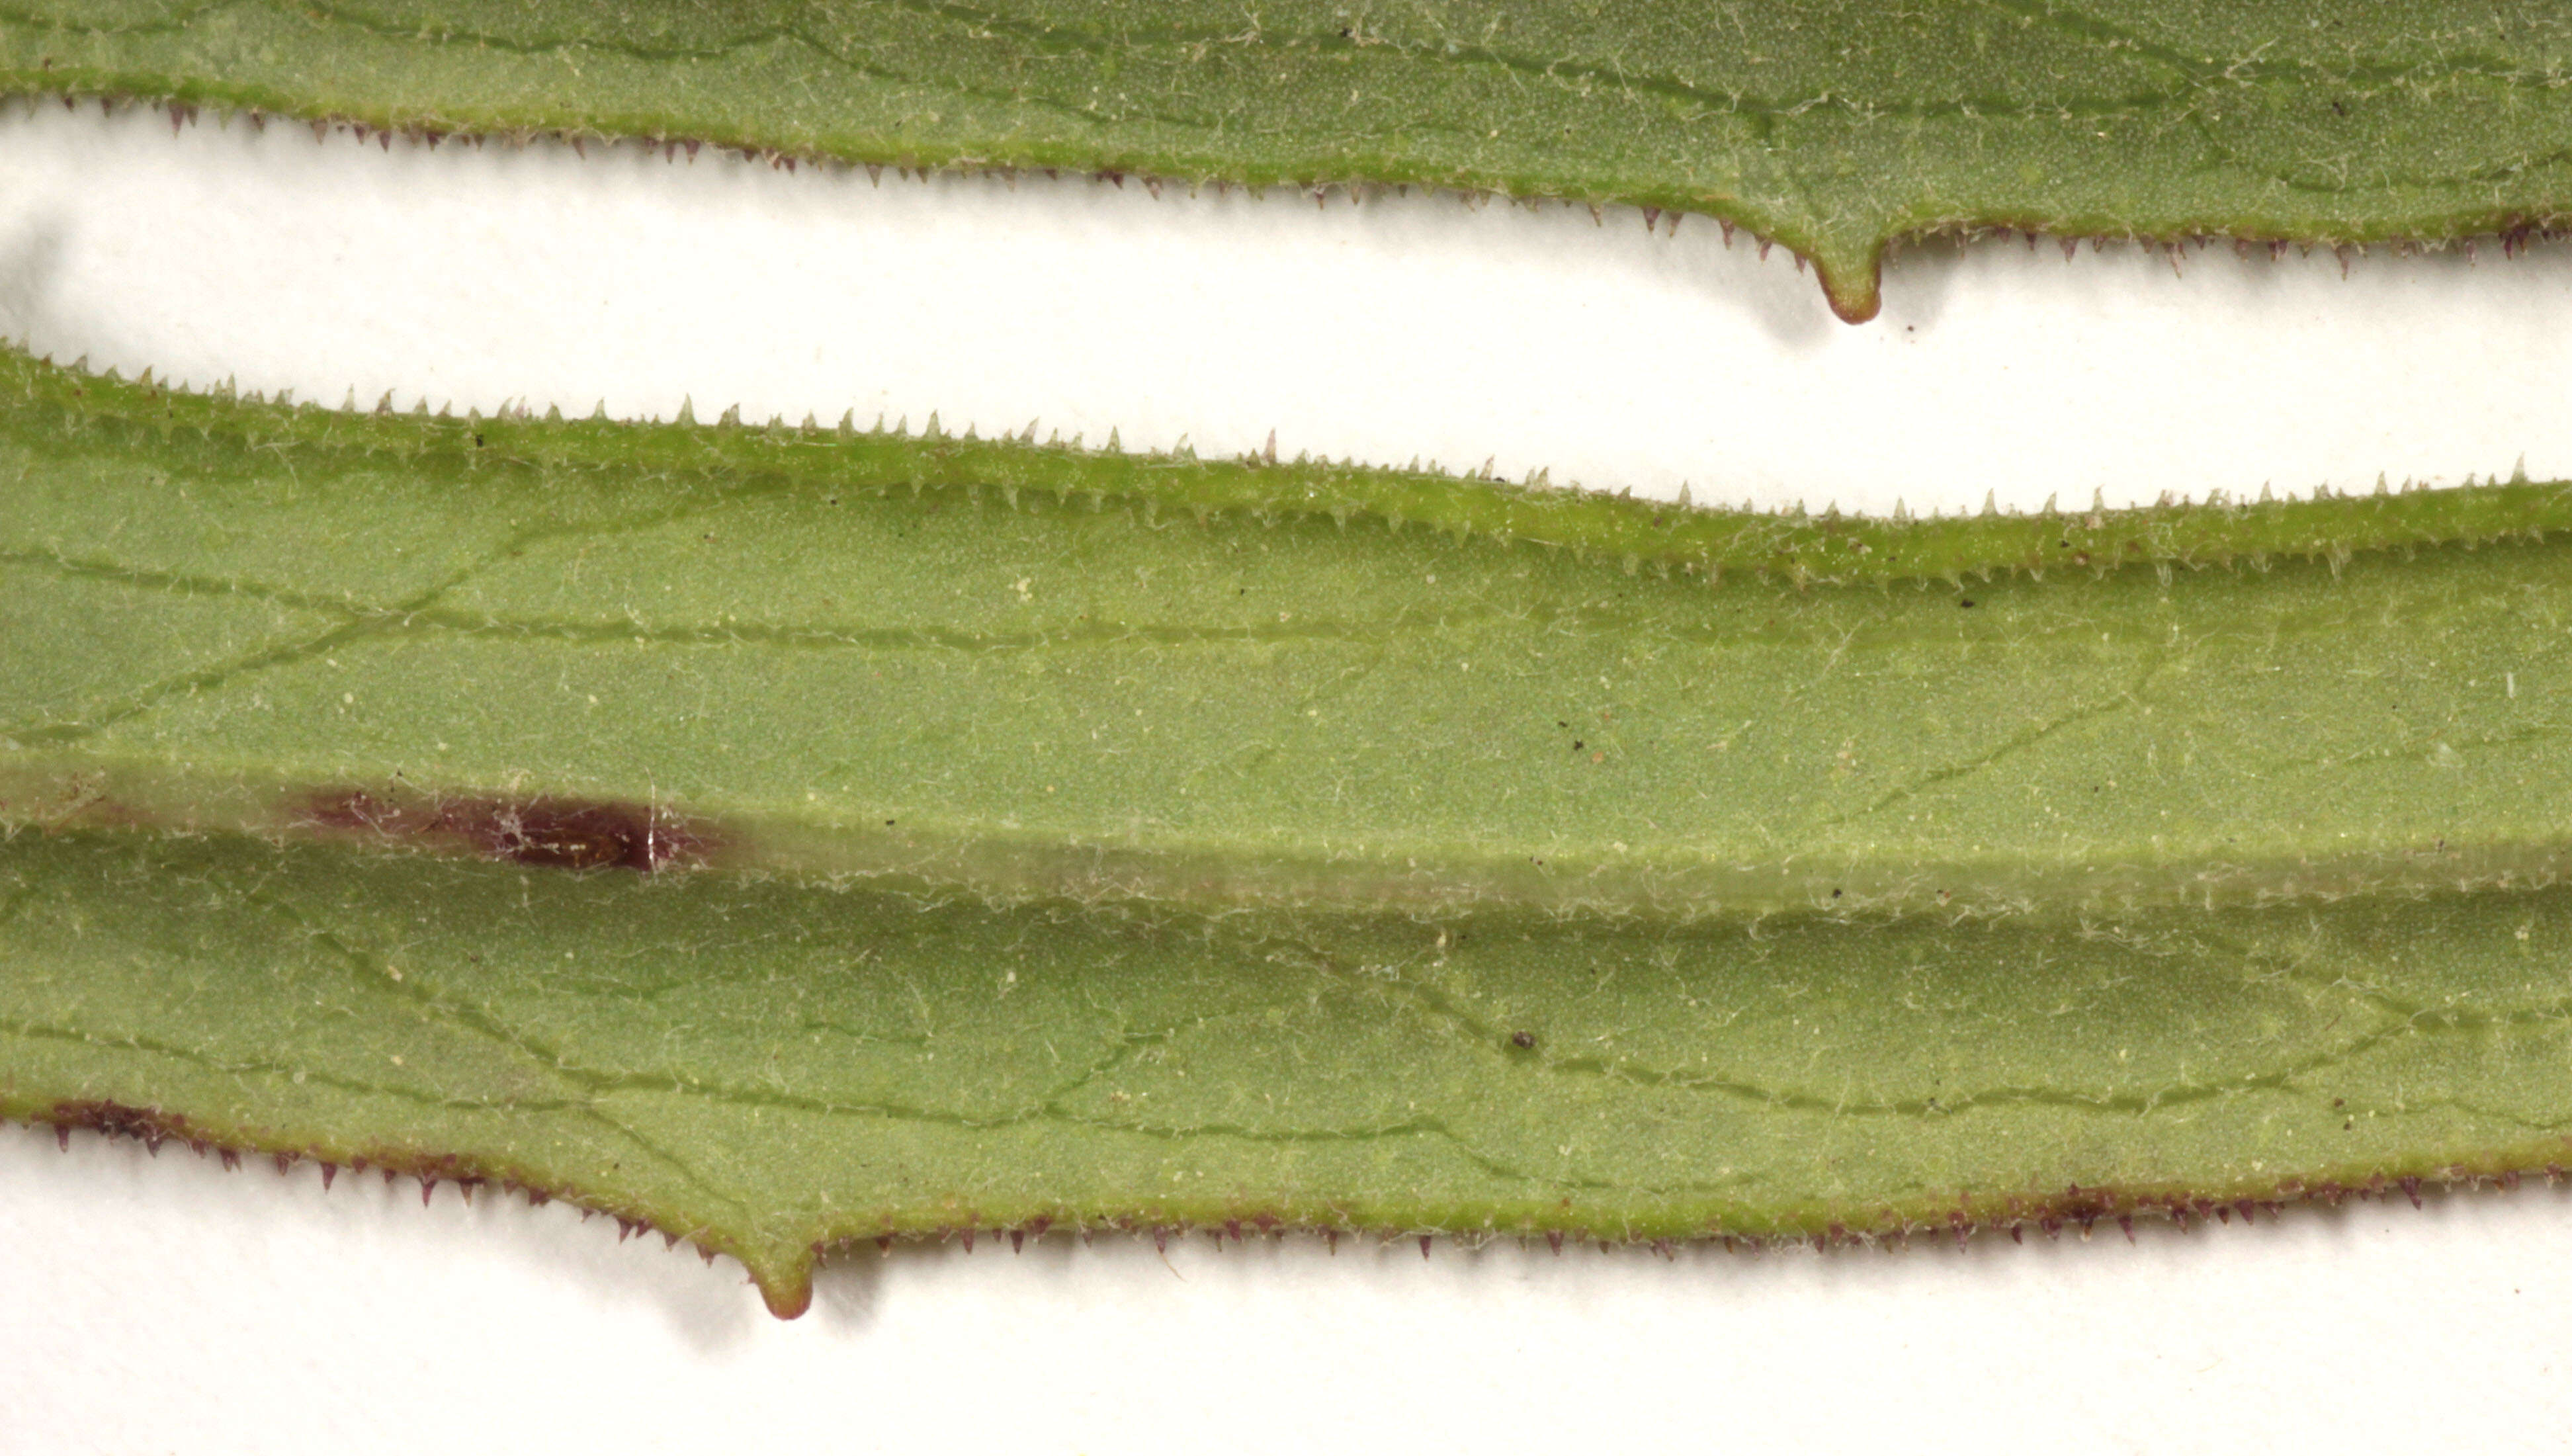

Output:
xmin=3 ymin=97 xmax=2571 ymax=1452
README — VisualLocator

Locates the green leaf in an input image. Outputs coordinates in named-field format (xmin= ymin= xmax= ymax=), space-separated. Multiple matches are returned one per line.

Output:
xmin=7 ymin=350 xmax=2572 ymax=1316
xmin=8 ymin=1 xmax=2572 ymax=318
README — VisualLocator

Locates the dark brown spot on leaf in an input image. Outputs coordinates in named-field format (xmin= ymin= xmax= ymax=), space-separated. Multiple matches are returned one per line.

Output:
xmin=302 ymin=790 xmax=707 ymax=872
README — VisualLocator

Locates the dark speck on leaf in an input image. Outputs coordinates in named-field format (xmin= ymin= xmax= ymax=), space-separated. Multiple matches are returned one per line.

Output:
xmin=305 ymin=790 xmax=702 ymax=873
xmin=1959 ymin=599 xmax=1975 ymax=609
xmin=1510 ymin=1031 xmax=1536 ymax=1050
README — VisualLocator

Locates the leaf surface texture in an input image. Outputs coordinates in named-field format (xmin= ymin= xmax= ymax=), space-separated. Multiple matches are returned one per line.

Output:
xmin=6 ymin=357 xmax=2572 ymax=1312
xmin=10 ymin=1 xmax=2572 ymax=314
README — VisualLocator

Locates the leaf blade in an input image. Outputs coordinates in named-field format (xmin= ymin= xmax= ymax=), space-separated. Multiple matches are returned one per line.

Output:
xmin=7 ymin=352 xmax=2572 ymax=1314
xmin=10 ymin=828 xmax=2569 ymax=1316
xmin=11 ymin=1 xmax=2572 ymax=316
